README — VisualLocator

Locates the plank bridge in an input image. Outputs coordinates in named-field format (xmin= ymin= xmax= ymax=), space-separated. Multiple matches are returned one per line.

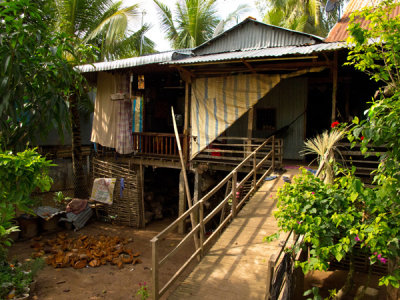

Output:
xmin=150 ymin=135 xmax=287 ymax=299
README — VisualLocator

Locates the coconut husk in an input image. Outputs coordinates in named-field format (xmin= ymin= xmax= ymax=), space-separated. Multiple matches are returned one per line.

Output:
xmin=37 ymin=234 xmax=140 ymax=270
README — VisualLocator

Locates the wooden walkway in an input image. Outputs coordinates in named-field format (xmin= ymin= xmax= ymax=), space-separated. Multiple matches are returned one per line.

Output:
xmin=168 ymin=169 xmax=299 ymax=300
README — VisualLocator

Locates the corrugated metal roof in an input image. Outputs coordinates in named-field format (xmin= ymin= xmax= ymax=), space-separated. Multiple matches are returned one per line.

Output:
xmin=76 ymin=49 xmax=192 ymax=73
xmin=194 ymin=18 xmax=324 ymax=56
xmin=325 ymin=0 xmax=400 ymax=42
xmin=169 ymin=42 xmax=347 ymax=65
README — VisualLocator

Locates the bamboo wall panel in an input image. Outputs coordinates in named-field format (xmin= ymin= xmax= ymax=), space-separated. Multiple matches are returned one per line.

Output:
xmin=92 ymin=158 xmax=142 ymax=228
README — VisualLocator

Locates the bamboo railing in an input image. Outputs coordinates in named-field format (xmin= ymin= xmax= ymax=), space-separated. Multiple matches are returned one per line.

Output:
xmin=150 ymin=136 xmax=276 ymax=300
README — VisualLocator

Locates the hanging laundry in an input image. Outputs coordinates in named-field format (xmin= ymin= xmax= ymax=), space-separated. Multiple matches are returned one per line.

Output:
xmin=132 ymin=96 xmax=143 ymax=133
xmin=116 ymin=100 xmax=134 ymax=154
xmin=120 ymin=178 xmax=125 ymax=198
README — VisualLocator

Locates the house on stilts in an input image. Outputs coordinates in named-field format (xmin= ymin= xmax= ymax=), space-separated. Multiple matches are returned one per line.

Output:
xmin=77 ymin=17 xmax=380 ymax=230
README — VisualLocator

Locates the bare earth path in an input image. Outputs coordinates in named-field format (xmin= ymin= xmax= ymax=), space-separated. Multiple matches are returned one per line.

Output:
xmin=8 ymin=219 xmax=194 ymax=300
xmin=168 ymin=170 xmax=298 ymax=300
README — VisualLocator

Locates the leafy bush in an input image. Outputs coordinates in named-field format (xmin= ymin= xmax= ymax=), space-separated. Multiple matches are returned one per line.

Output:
xmin=0 ymin=249 xmax=44 ymax=299
xmin=276 ymin=168 xmax=379 ymax=272
xmin=0 ymin=149 xmax=53 ymax=247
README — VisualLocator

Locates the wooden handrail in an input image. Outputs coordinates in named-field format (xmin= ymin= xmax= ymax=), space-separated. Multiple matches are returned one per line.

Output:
xmin=151 ymin=135 xmax=276 ymax=300
xmin=132 ymin=132 xmax=188 ymax=159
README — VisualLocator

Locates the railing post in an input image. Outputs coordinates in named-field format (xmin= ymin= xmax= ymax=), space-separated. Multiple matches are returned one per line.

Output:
xmin=199 ymin=200 xmax=204 ymax=257
xmin=151 ymin=237 xmax=159 ymax=300
xmin=272 ymin=135 xmax=275 ymax=170
xmin=231 ymin=171 xmax=237 ymax=217
xmin=253 ymin=153 xmax=257 ymax=188
xmin=265 ymin=254 xmax=276 ymax=300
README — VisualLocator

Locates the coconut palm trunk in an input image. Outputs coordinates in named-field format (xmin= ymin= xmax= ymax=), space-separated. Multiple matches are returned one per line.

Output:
xmin=69 ymin=93 xmax=88 ymax=198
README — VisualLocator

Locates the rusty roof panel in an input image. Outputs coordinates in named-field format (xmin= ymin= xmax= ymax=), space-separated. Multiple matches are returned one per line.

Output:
xmin=76 ymin=49 xmax=192 ymax=73
xmin=325 ymin=0 xmax=400 ymax=42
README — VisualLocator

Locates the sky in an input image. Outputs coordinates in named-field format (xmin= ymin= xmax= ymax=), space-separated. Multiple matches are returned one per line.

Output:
xmin=124 ymin=0 xmax=261 ymax=51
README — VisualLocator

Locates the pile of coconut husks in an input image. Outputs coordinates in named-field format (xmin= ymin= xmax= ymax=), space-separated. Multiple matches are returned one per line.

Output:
xmin=30 ymin=233 xmax=141 ymax=269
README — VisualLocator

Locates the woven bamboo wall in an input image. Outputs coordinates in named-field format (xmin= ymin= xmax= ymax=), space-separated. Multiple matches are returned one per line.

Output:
xmin=92 ymin=158 xmax=143 ymax=228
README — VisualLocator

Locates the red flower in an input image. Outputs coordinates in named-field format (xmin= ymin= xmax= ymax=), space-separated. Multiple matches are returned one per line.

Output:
xmin=331 ymin=121 xmax=340 ymax=128
xmin=361 ymin=136 xmax=364 ymax=141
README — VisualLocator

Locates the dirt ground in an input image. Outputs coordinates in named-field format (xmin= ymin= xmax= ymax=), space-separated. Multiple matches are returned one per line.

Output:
xmin=7 ymin=219 xmax=195 ymax=300
xmin=305 ymin=269 xmax=387 ymax=299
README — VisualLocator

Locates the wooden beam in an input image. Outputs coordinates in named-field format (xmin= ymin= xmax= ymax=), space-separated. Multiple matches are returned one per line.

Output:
xmin=174 ymin=55 xmax=320 ymax=67
xmin=184 ymin=82 xmax=190 ymax=135
xmin=241 ymin=59 xmax=257 ymax=74
xmin=188 ymin=61 xmax=332 ymax=76
xmin=174 ymin=65 xmax=194 ymax=83
xmin=331 ymin=51 xmax=338 ymax=122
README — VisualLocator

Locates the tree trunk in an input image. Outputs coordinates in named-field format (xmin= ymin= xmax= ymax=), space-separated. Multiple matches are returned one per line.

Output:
xmin=69 ymin=93 xmax=88 ymax=199
xmin=335 ymin=254 xmax=355 ymax=299
xmin=387 ymin=258 xmax=400 ymax=300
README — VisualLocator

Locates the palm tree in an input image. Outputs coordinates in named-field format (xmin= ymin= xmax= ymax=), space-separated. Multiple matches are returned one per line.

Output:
xmin=54 ymin=0 xmax=155 ymax=61
xmin=256 ymin=0 xmax=343 ymax=37
xmin=53 ymin=0 xmax=155 ymax=198
xmin=153 ymin=0 xmax=249 ymax=49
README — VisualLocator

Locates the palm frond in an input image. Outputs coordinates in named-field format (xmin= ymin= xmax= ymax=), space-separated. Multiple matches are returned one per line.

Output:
xmin=213 ymin=4 xmax=250 ymax=37
xmin=153 ymin=0 xmax=179 ymax=47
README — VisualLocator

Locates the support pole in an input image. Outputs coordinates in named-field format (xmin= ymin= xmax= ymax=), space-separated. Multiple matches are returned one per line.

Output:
xmin=231 ymin=171 xmax=237 ymax=217
xmin=331 ymin=52 xmax=338 ymax=123
xmin=183 ymin=82 xmax=190 ymax=162
xmin=246 ymin=108 xmax=254 ymax=157
xmin=178 ymin=170 xmax=186 ymax=234
xmin=151 ymin=238 xmax=159 ymax=300
xmin=171 ymin=107 xmax=199 ymax=250
xmin=193 ymin=168 xmax=200 ymax=223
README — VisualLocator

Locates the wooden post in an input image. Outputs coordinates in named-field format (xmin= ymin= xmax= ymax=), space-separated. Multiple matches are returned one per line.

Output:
xmin=253 ymin=153 xmax=257 ymax=188
xmin=231 ymin=171 xmax=237 ymax=217
xmin=265 ymin=254 xmax=276 ymax=300
xmin=184 ymin=82 xmax=190 ymax=134
xmin=178 ymin=170 xmax=186 ymax=234
xmin=193 ymin=168 xmax=200 ymax=223
xmin=151 ymin=237 xmax=159 ymax=300
xmin=183 ymin=82 xmax=190 ymax=162
xmin=272 ymin=135 xmax=275 ymax=170
xmin=199 ymin=201 xmax=204 ymax=257
xmin=140 ymin=162 xmax=146 ymax=228
xmin=246 ymin=108 xmax=254 ymax=156
xmin=171 ymin=107 xmax=199 ymax=250
xmin=331 ymin=52 xmax=338 ymax=123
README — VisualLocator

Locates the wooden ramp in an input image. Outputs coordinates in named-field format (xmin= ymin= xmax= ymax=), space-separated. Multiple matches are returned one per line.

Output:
xmin=168 ymin=169 xmax=299 ymax=300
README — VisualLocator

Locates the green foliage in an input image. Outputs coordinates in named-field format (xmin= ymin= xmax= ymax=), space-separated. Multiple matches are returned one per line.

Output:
xmin=345 ymin=1 xmax=400 ymax=287
xmin=54 ymin=0 xmax=155 ymax=61
xmin=276 ymin=169 xmax=374 ymax=272
xmin=136 ymin=282 xmax=149 ymax=300
xmin=153 ymin=0 xmax=249 ymax=49
xmin=273 ymin=0 xmax=400 ymax=292
xmin=0 ymin=149 xmax=53 ymax=247
xmin=0 ymin=0 xmax=92 ymax=151
xmin=0 ymin=255 xmax=44 ymax=299
xmin=154 ymin=0 xmax=219 ymax=49
xmin=346 ymin=0 xmax=400 ymax=87
xmin=255 ymin=0 xmax=345 ymax=37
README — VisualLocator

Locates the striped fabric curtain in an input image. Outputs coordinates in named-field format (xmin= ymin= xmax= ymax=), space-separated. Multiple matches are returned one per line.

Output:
xmin=190 ymin=73 xmax=281 ymax=159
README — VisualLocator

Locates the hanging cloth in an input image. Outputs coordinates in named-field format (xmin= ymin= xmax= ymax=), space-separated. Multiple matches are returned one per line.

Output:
xmin=190 ymin=68 xmax=325 ymax=159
